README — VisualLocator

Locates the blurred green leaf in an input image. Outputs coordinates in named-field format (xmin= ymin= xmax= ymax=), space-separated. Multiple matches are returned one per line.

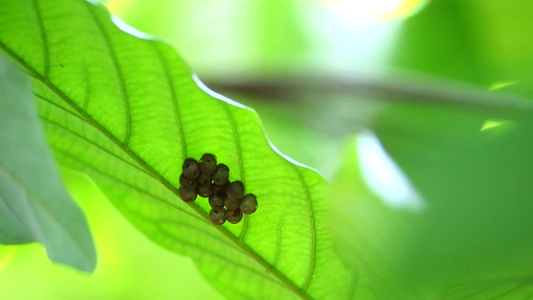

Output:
xmin=457 ymin=0 xmax=533 ymax=84
xmin=0 ymin=0 xmax=368 ymax=298
xmin=389 ymin=0 xmax=488 ymax=85
xmin=252 ymin=0 xmax=310 ymax=73
xmin=330 ymin=104 xmax=533 ymax=298
xmin=0 ymin=56 xmax=96 ymax=272
xmin=390 ymin=0 xmax=533 ymax=88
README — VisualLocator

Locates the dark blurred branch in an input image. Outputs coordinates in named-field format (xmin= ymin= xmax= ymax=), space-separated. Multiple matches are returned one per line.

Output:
xmin=205 ymin=73 xmax=533 ymax=112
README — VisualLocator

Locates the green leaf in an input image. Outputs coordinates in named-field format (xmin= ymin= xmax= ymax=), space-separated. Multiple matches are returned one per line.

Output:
xmin=390 ymin=0 xmax=533 ymax=86
xmin=329 ymin=104 xmax=533 ymax=299
xmin=389 ymin=0 xmax=488 ymax=85
xmin=0 ymin=55 xmax=96 ymax=272
xmin=0 ymin=0 xmax=369 ymax=298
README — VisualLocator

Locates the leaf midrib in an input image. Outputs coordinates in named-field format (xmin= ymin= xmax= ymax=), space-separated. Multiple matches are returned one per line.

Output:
xmin=0 ymin=38 xmax=313 ymax=299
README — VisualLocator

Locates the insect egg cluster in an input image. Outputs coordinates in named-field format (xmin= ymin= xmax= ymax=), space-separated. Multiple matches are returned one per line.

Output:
xmin=178 ymin=153 xmax=258 ymax=225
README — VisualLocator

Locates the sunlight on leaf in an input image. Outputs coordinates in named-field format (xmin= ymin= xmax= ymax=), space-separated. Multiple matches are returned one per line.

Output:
xmin=480 ymin=120 xmax=503 ymax=131
xmin=324 ymin=0 xmax=428 ymax=21
xmin=356 ymin=132 xmax=424 ymax=212
xmin=0 ymin=0 xmax=368 ymax=298
xmin=489 ymin=81 xmax=516 ymax=91
xmin=0 ymin=247 xmax=18 ymax=272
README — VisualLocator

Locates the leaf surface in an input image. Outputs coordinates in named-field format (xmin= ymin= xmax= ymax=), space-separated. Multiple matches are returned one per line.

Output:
xmin=0 ymin=55 xmax=96 ymax=272
xmin=0 ymin=0 xmax=368 ymax=298
xmin=329 ymin=104 xmax=533 ymax=299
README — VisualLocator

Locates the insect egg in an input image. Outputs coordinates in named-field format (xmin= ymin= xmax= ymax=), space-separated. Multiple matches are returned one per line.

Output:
xmin=182 ymin=158 xmax=200 ymax=179
xmin=213 ymin=164 xmax=230 ymax=186
xmin=197 ymin=173 xmax=212 ymax=186
xmin=199 ymin=153 xmax=217 ymax=175
xmin=197 ymin=183 xmax=213 ymax=198
xmin=212 ymin=183 xmax=228 ymax=198
xmin=179 ymin=173 xmax=197 ymax=190
xmin=209 ymin=208 xmax=226 ymax=225
xmin=224 ymin=197 xmax=239 ymax=211
xmin=240 ymin=194 xmax=258 ymax=214
xmin=209 ymin=195 xmax=224 ymax=210
xmin=226 ymin=180 xmax=244 ymax=200
xmin=226 ymin=209 xmax=243 ymax=224
xmin=179 ymin=187 xmax=197 ymax=203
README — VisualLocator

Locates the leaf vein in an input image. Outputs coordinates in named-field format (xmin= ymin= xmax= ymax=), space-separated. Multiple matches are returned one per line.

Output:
xmin=273 ymin=209 xmax=286 ymax=267
xmin=348 ymin=270 xmax=358 ymax=300
xmin=156 ymin=220 xmax=237 ymax=250
xmin=0 ymin=172 xmax=34 ymax=240
xmin=0 ymin=168 xmax=91 ymax=261
xmin=219 ymin=104 xmax=249 ymax=241
xmin=485 ymin=282 xmax=530 ymax=300
xmin=31 ymin=0 xmax=49 ymax=78
xmin=40 ymin=116 xmax=151 ymax=176
xmin=151 ymin=221 xmax=284 ymax=287
xmin=294 ymin=167 xmax=316 ymax=292
xmin=85 ymin=2 xmax=132 ymax=145
xmin=82 ymin=68 xmax=91 ymax=112
xmin=151 ymin=42 xmax=187 ymax=160
xmin=35 ymin=93 xmax=85 ymax=121
xmin=52 ymin=147 xmax=205 ymax=223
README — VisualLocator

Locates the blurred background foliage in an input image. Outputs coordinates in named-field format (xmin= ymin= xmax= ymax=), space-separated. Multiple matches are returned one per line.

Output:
xmin=2 ymin=0 xmax=533 ymax=299
xmin=102 ymin=0 xmax=533 ymax=177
